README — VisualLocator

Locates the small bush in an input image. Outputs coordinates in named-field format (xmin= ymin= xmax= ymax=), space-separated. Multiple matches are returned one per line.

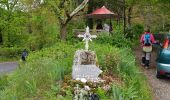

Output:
xmin=96 ymin=87 xmax=107 ymax=99
xmin=95 ymin=32 xmax=132 ymax=48
xmin=26 ymin=34 xmax=56 ymax=51
xmin=0 ymin=47 xmax=23 ymax=57
xmin=126 ymin=24 xmax=144 ymax=40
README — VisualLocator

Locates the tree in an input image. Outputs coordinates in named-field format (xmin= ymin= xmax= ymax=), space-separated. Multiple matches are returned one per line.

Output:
xmin=45 ymin=0 xmax=89 ymax=40
xmin=0 ymin=0 xmax=19 ymax=46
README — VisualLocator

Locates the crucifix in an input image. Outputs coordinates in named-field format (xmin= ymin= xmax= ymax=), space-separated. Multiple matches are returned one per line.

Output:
xmin=78 ymin=26 xmax=97 ymax=51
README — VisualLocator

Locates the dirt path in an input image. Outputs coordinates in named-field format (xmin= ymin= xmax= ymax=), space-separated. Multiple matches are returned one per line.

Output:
xmin=0 ymin=62 xmax=18 ymax=74
xmin=134 ymin=47 xmax=170 ymax=100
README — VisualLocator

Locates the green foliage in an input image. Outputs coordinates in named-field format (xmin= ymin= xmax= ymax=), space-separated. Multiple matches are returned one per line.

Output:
xmin=0 ymin=5 xmax=27 ymax=47
xmin=96 ymin=87 xmax=107 ymax=99
xmin=0 ymin=42 xmax=151 ymax=99
xmin=24 ymin=11 xmax=59 ymax=51
xmin=0 ymin=75 xmax=8 ymax=90
xmin=132 ymin=24 xmax=144 ymax=38
xmin=26 ymin=34 xmax=56 ymax=51
xmin=126 ymin=24 xmax=144 ymax=39
xmin=0 ymin=47 xmax=23 ymax=58
xmin=25 ymin=79 xmax=37 ymax=95
xmin=95 ymin=33 xmax=113 ymax=44
xmin=90 ymin=43 xmax=151 ymax=100
xmin=0 ymin=1 xmax=59 ymax=48
xmin=0 ymin=1 xmax=163 ymax=99
xmin=95 ymin=32 xmax=132 ymax=48
xmin=112 ymin=84 xmax=139 ymax=100
xmin=0 ymin=43 xmax=76 ymax=99
xmin=112 ymin=85 xmax=123 ymax=100
xmin=66 ymin=19 xmax=86 ymax=44
xmin=111 ymin=48 xmax=151 ymax=100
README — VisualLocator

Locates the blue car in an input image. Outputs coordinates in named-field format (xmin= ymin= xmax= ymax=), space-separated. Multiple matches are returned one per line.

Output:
xmin=156 ymin=39 xmax=170 ymax=78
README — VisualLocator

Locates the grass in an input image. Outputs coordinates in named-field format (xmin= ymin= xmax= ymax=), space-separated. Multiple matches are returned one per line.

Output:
xmin=90 ymin=43 xmax=152 ymax=100
xmin=0 ymin=42 xmax=152 ymax=100
xmin=0 ymin=57 xmax=19 ymax=63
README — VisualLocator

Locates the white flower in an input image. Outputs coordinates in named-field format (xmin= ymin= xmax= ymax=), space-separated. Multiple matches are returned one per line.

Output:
xmin=76 ymin=78 xmax=80 ymax=81
xmin=81 ymin=78 xmax=87 ymax=83
xmin=84 ymin=85 xmax=90 ymax=91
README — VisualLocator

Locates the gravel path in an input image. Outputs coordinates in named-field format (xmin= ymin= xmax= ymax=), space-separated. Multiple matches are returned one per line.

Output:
xmin=134 ymin=47 xmax=170 ymax=100
xmin=0 ymin=62 xmax=18 ymax=74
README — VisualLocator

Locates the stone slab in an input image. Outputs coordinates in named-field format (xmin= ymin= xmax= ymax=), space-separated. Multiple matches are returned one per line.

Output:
xmin=72 ymin=65 xmax=102 ymax=81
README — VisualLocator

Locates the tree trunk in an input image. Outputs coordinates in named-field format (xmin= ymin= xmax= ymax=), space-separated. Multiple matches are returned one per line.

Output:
xmin=128 ymin=6 xmax=132 ymax=26
xmin=58 ymin=0 xmax=89 ymax=40
xmin=60 ymin=24 xmax=67 ymax=40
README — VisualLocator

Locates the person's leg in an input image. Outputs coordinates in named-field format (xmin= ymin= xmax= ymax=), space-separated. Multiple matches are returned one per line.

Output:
xmin=145 ymin=52 xmax=151 ymax=68
xmin=141 ymin=51 xmax=146 ymax=66
xmin=22 ymin=56 xmax=26 ymax=61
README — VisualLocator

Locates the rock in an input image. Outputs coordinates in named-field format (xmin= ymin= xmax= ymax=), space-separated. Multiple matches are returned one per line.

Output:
xmin=73 ymin=50 xmax=97 ymax=66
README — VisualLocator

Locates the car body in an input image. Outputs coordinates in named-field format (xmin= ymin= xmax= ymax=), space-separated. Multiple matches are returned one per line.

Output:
xmin=156 ymin=38 xmax=170 ymax=78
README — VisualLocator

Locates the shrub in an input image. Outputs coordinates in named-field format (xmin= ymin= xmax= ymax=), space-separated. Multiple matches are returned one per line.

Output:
xmin=95 ymin=34 xmax=113 ymax=45
xmin=95 ymin=32 xmax=132 ymax=48
xmin=26 ymin=34 xmax=57 ymax=51
xmin=0 ymin=47 xmax=23 ymax=58
xmin=125 ymin=24 xmax=144 ymax=40
xmin=66 ymin=19 xmax=86 ymax=44
xmin=96 ymin=87 xmax=107 ymax=99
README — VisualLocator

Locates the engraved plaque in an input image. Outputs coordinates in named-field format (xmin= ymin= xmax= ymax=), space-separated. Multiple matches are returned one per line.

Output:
xmin=72 ymin=65 xmax=102 ymax=81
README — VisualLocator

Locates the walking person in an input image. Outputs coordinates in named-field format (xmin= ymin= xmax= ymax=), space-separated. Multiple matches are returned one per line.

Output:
xmin=21 ymin=49 xmax=28 ymax=61
xmin=140 ymin=29 xmax=156 ymax=69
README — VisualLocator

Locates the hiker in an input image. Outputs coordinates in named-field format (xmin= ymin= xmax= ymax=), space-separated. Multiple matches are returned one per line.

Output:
xmin=21 ymin=49 xmax=28 ymax=61
xmin=140 ymin=29 xmax=156 ymax=69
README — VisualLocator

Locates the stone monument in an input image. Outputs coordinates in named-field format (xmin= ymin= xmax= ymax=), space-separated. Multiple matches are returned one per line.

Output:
xmin=72 ymin=26 xmax=103 ymax=82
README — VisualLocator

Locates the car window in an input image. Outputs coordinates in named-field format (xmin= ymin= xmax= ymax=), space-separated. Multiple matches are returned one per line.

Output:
xmin=157 ymin=57 xmax=170 ymax=64
xmin=157 ymin=51 xmax=170 ymax=64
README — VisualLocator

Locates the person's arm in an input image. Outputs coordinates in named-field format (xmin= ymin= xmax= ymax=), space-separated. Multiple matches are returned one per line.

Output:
xmin=140 ymin=34 xmax=144 ymax=47
xmin=140 ymin=34 xmax=144 ymax=44
xmin=150 ymin=34 xmax=156 ymax=43
xmin=163 ymin=39 xmax=169 ymax=48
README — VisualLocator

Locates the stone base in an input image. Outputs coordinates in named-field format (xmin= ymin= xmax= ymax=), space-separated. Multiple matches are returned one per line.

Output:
xmin=73 ymin=50 xmax=97 ymax=65
xmin=72 ymin=65 xmax=102 ymax=82
xmin=72 ymin=50 xmax=102 ymax=82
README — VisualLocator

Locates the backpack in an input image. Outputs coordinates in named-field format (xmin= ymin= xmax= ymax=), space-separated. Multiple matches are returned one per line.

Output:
xmin=144 ymin=33 xmax=152 ymax=46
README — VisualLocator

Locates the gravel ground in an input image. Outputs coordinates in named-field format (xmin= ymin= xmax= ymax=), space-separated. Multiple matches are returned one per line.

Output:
xmin=0 ymin=62 xmax=18 ymax=74
xmin=134 ymin=47 xmax=170 ymax=100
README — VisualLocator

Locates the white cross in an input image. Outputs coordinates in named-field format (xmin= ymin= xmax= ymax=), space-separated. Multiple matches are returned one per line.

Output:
xmin=78 ymin=26 xmax=97 ymax=51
